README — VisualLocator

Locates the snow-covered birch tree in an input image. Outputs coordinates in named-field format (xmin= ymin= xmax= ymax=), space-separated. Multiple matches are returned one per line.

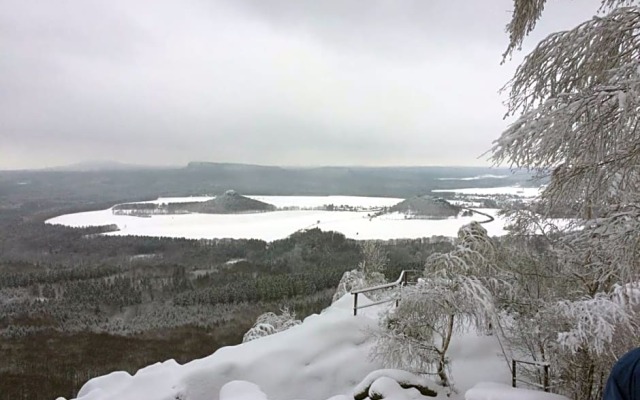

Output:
xmin=495 ymin=3 xmax=640 ymax=286
xmin=372 ymin=222 xmax=503 ymax=393
xmin=493 ymin=2 xmax=640 ymax=398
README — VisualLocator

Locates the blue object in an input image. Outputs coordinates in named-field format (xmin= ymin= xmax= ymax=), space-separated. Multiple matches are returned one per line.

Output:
xmin=604 ymin=347 xmax=640 ymax=400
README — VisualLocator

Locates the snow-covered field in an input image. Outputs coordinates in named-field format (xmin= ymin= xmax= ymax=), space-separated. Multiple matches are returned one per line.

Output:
xmin=135 ymin=195 xmax=403 ymax=209
xmin=46 ymin=194 xmax=511 ymax=241
xmin=62 ymin=295 xmax=566 ymax=400
xmin=249 ymin=195 xmax=403 ymax=209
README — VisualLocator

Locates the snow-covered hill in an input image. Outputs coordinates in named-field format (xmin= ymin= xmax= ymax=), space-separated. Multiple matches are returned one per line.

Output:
xmin=59 ymin=295 xmax=568 ymax=400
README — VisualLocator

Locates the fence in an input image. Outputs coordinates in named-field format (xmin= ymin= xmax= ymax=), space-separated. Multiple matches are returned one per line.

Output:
xmin=351 ymin=269 xmax=553 ymax=394
xmin=512 ymin=358 xmax=550 ymax=392
xmin=351 ymin=270 xmax=419 ymax=316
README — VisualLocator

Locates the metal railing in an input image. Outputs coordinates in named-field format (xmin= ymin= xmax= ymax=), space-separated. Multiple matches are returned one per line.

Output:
xmin=351 ymin=270 xmax=419 ymax=316
xmin=512 ymin=359 xmax=550 ymax=392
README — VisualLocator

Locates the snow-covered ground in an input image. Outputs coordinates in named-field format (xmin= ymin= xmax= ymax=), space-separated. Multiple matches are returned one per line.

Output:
xmin=46 ymin=207 xmax=509 ymax=241
xmin=60 ymin=295 xmax=566 ymax=400
xmin=465 ymin=383 xmax=568 ymax=400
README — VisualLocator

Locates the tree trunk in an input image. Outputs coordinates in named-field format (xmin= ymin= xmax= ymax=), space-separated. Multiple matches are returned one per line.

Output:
xmin=437 ymin=314 xmax=455 ymax=387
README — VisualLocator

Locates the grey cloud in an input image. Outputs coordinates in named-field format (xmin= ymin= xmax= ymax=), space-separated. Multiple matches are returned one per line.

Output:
xmin=0 ymin=0 xmax=601 ymax=169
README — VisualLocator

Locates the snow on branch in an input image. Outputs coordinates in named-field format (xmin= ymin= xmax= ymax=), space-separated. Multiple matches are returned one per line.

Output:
xmin=504 ymin=7 xmax=640 ymax=115
xmin=493 ymin=59 xmax=640 ymax=216
xmin=549 ymin=294 xmax=634 ymax=354
xmin=503 ymin=0 xmax=548 ymax=59
xmin=558 ymin=203 xmax=640 ymax=286
xmin=504 ymin=1 xmax=637 ymax=60
xmin=611 ymin=281 xmax=640 ymax=307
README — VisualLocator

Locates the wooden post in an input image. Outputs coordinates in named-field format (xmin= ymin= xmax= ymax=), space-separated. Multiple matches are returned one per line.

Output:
xmin=512 ymin=359 xmax=517 ymax=388
xmin=543 ymin=364 xmax=549 ymax=392
xmin=403 ymin=271 xmax=408 ymax=286
xmin=353 ymin=293 xmax=358 ymax=316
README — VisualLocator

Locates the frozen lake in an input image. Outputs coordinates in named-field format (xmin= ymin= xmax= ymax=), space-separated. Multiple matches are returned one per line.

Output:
xmin=46 ymin=195 xmax=513 ymax=241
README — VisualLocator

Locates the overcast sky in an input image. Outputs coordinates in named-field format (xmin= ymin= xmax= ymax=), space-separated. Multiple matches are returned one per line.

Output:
xmin=1 ymin=0 xmax=600 ymax=169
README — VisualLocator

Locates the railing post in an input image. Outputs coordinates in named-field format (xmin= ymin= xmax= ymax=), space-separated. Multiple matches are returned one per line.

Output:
xmin=396 ymin=272 xmax=405 ymax=308
xmin=512 ymin=359 xmax=517 ymax=388
xmin=543 ymin=364 xmax=549 ymax=392
xmin=353 ymin=293 xmax=358 ymax=316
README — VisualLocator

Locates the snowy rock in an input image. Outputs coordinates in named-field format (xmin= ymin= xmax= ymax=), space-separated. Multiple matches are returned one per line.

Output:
xmin=333 ymin=269 xmax=387 ymax=304
xmin=76 ymin=371 xmax=132 ymax=398
xmin=219 ymin=381 xmax=268 ymax=400
xmin=369 ymin=377 xmax=409 ymax=399
xmin=242 ymin=309 xmax=301 ymax=343
xmin=353 ymin=370 xmax=438 ymax=399
xmin=333 ymin=270 xmax=367 ymax=303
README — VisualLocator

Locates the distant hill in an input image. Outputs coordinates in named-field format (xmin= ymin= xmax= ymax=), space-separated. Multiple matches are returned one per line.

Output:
xmin=114 ymin=191 xmax=276 ymax=215
xmin=183 ymin=190 xmax=276 ymax=214
xmin=389 ymin=196 xmax=460 ymax=219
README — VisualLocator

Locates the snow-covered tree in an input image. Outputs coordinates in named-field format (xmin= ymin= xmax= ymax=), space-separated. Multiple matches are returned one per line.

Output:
xmin=372 ymin=223 xmax=501 ymax=392
xmin=495 ymin=2 xmax=640 ymax=249
xmin=242 ymin=308 xmax=301 ymax=343
xmin=332 ymin=241 xmax=387 ymax=303
xmin=492 ymin=2 xmax=640 ymax=398
xmin=359 ymin=241 xmax=388 ymax=279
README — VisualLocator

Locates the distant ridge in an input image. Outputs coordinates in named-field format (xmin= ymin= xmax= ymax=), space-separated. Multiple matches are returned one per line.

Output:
xmin=45 ymin=160 xmax=173 ymax=172
xmin=3 ymin=162 xmax=539 ymax=201
xmin=186 ymin=161 xmax=284 ymax=172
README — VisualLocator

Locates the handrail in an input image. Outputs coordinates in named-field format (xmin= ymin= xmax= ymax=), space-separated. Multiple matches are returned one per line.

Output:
xmin=513 ymin=359 xmax=550 ymax=367
xmin=512 ymin=359 xmax=550 ymax=392
xmin=351 ymin=270 xmax=418 ymax=294
xmin=354 ymin=298 xmax=397 ymax=310
xmin=351 ymin=270 xmax=419 ymax=316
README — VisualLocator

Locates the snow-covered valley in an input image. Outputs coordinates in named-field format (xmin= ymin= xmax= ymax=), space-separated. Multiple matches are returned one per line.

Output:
xmin=46 ymin=194 xmax=516 ymax=241
xmin=44 ymin=186 xmax=572 ymax=400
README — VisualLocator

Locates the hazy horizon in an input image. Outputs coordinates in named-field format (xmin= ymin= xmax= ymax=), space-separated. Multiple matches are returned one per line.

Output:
xmin=1 ymin=0 xmax=599 ymax=169
xmin=0 ymin=158 xmax=521 ymax=172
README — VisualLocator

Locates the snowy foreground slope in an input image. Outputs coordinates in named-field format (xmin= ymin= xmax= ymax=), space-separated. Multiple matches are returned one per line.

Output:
xmin=60 ymin=296 xmax=567 ymax=400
